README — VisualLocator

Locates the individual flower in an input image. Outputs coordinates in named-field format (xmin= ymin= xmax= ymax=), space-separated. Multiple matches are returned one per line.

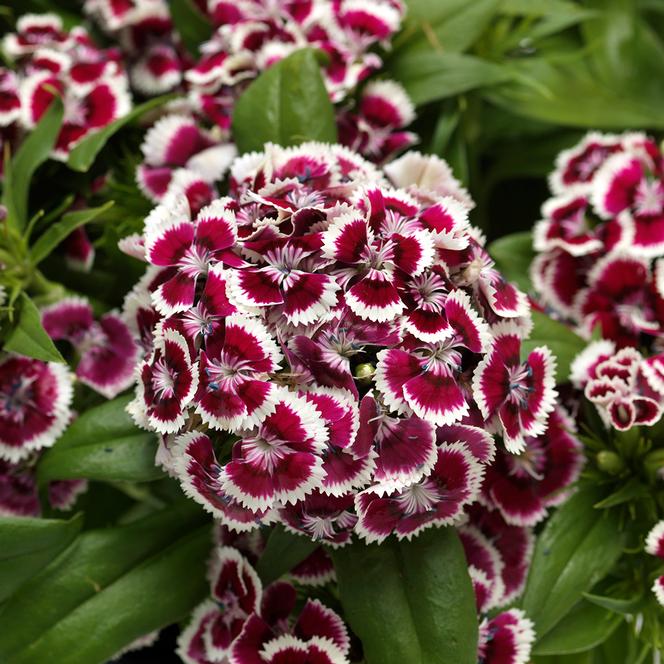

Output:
xmin=354 ymin=442 xmax=485 ymax=543
xmin=477 ymin=609 xmax=535 ymax=664
xmin=144 ymin=197 xmax=240 ymax=316
xmin=177 ymin=546 xmax=262 ymax=664
xmin=645 ymin=520 xmax=664 ymax=606
xmin=128 ymin=328 xmax=198 ymax=434
xmin=42 ymin=297 xmax=138 ymax=399
xmin=0 ymin=355 xmax=73 ymax=462
xmin=482 ymin=407 xmax=583 ymax=526
xmin=473 ymin=323 xmax=556 ymax=453
xmin=0 ymin=458 xmax=87 ymax=517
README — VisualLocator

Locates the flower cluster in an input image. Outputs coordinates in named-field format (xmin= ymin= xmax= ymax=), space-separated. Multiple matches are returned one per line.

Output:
xmin=177 ymin=546 xmax=350 ymax=664
xmin=571 ymin=342 xmax=664 ymax=431
xmin=2 ymin=13 xmax=132 ymax=158
xmin=0 ymin=354 xmax=84 ymax=517
xmin=532 ymin=131 xmax=664 ymax=347
xmin=123 ymin=142 xmax=563 ymax=563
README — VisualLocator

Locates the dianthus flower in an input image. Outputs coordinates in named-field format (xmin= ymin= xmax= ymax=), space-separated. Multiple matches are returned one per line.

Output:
xmin=123 ymin=142 xmax=557 ymax=549
xmin=177 ymin=546 xmax=350 ymax=664
xmin=3 ymin=13 xmax=132 ymax=158
xmin=532 ymin=131 xmax=664 ymax=347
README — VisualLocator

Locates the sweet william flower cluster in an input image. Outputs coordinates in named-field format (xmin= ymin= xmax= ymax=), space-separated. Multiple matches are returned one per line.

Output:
xmin=122 ymin=141 xmax=561 ymax=552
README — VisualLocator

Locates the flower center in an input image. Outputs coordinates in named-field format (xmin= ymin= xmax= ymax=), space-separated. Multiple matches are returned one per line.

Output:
xmin=396 ymin=480 xmax=440 ymax=515
xmin=0 ymin=377 xmax=36 ymax=423
xmin=151 ymin=357 xmax=177 ymax=400
xmin=506 ymin=363 xmax=532 ymax=405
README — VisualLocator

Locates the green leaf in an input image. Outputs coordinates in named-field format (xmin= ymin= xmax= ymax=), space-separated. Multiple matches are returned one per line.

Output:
xmin=533 ymin=601 xmax=622 ymax=656
xmin=0 ymin=514 xmax=82 ymax=603
xmin=388 ymin=52 xmax=512 ymax=106
xmin=0 ymin=505 xmax=210 ymax=664
xmin=256 ymin=525 xmax=318 ymax=585
xmin=332 ymin=528 xmax=478 ymax=664
xmin=583 ymin=589 xmax=646 ymax=615
xmin=488 ymin=231 xmax=534 ymax=291
xmin=37 ymin=395 xmax=164 ymax=486
xmin=30 ymin=202 xmax=114 ymax=265
xmin=4 ymin=294 xmax=65 ymax=363
xmin=522 ymin=310 xmax=587 ymax=383
xmin=398 ymin=0 xmax=500 ymax=55
xmin=484 ymin=58 xmax=664 ymax=129
xmin=3 ymin=97 xmax=63 ymax=230
xmin=232 ymin=49 xmax=337 ymax=153
xmin=593 ymin=478 xmax=651 ymax=509
xmin=67 ymin=95 xmax=176 ymax=172
xmin=521 ymin=487 xmax=624 ymax=639
xmin=168 ymin=0 xmax=213 ymax=56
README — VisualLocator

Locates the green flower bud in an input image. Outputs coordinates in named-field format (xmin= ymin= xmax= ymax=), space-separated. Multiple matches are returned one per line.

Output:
xmin=354 ymin=363 xmax=375 ymax=383
xmin=596 ymin=450 xmax=625 ymax=475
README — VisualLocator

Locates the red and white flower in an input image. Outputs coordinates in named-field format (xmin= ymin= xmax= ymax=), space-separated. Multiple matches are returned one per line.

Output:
xmin=473 ymin=324 xmax=556 ymax=453
xmin=42 ymin=297 xmax=138 ymax=399
xmin=128 ymin=328 xmax=198 ymax=434
xmin=0 ymin=356 xmax=73 ymax=462
xmin=477 ymin=609 xmax=535 ymax=664
xmin=645 ymin=520 xmax=664 ymax=606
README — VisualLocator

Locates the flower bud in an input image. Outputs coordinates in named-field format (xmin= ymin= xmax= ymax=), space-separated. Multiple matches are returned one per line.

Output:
xmin=354 ymin=363 xmax=375 ymax=383
xmin=596 ymin=450 xmax=625 ymax=475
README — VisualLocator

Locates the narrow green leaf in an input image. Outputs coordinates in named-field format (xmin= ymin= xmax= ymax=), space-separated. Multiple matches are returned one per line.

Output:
xmin=388 ymin=52 xmax=512 ymax=106
xmin=521 ymin=488 xmax=624 ymax=638
xmin=583 ymin=589 xmax=646 ymax=615
xmin=399 ymin=0 xmax=499 ymax=55
xmin=0 ymin=514 xmax=82 ymax=603
xmin=3 ymin=98 xmax=63 ymax=230
xmin=168 ymin=0 xmax=213 ymax=56
xmin=593 ymin=478 xmax=650 ymax=509
xmin=522 ymin=310 xmax=587 ymax=383
xmin=30 ymin=202 xmax=114 ymax=265
xmin=67 ymin=95 xmax=176 ymax=172
xmin=533 ymin=601 xmax=622 ymax=656
xmin=232 ymin=49 xmax=337 ymax=153
xmin=332 ymin=528 xmax=478 ymax=664
xmin=37 ymin=395 xmax=164 ymax=485
xmin=488 ymin=231 xmax=534 ymax=292
xmin=484 ymin=58 xmax=664 ymax=129
xmin=4 ymin=293 xmax=65 ymax=363
xmin=0 ymin=505 xmax=209 ymax=663
xmin=256 ymin=525 xmax=318 ymax=585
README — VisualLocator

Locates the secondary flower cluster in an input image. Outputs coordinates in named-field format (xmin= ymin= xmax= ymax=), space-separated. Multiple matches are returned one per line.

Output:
xmin=122 ymin=142 xmax=568 ymax=598
xmin=1 ymin=13 xmax=132 ymax=159
xmin=177 ymin=546 xmax=351 ymax=664
xmin=177 ymin=542 xmax=536 ymax=664
xmin=571 ymin=342 xmax=664 ymax=432
xmin=0 ymin=354 xmax=86 ymax=517
xmin=532 ymin=131 xmax=664 ymax=348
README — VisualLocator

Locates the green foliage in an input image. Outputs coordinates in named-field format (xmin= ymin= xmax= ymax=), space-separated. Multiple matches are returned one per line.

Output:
xmin=167 ymin=0 xmax=213 ymax=56
xmin=533 ymin=601 xmax=622 ymax=656
xmin=37 ymin=395 xmax=164 ymax=485
xmin=232 ymin=49 xmax=337 ymax=153
xmin=522 ymin=488 xmax=624 ymax=640
xmin=0 ymin=513 xmax=82 ymax=603
xmin=3 ymin=98 xmax=63 ymax=231
xmin=67 ymin=95 xmax=177 ymax=172
xmin=0 ymin=505 xmax=210 ymax=664
xmin=332 ymin=528 xmax=478 ymax=664
xmin=4 ymin=293 xmax=65 ymax=363
xmin=487 ymin=231 xmax=534 ymax=291
xmin=523 ymin=311 xmax=587 ymax=383
xmin=255 ymin=525 xmax=318 ymax=585
xmin=30 ymin=202 xmax=114 ymax=265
